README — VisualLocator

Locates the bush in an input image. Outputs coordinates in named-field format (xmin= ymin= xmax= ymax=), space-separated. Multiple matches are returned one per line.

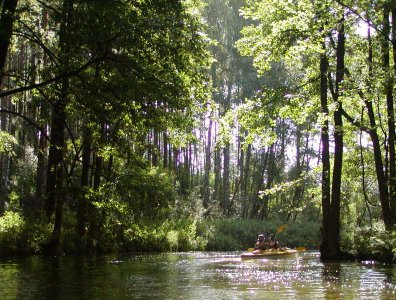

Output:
xmin=121 ymin=218 xmax=207 ymax=252
xmin=0 ymin=211 xmax=24 ymax=255
xmin=116 ymin=166 xmax=176 ymax=219
xmin=353 ymin=223 xmax=396 ymax=262
xmin=197 ymin=218 xmax=321 ymax=251
xmin=0 ymin=211 xmax=51 ymax=256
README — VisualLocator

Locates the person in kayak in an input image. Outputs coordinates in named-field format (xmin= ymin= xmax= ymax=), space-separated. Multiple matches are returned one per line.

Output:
xmin=254 ymin=234 xmax=267 ymax=251
xmin=267 ymin=234 xmax=279 ymax=249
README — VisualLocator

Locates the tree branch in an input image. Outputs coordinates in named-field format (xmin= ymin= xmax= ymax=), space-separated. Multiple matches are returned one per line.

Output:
xmin=0 ymin=56 xmax=104 ymax=99
xmin=340 ymin=108 xmax=369 ymax=132
xmin=36 ymin=0 xmax=62 ymax=16
xmin=16 ymin=20 xmax=59 ymax=64
xmin=333 ymin=0 xmax=390 ymax=41
xmin=0 ymin=109 xmax=50 ymax=142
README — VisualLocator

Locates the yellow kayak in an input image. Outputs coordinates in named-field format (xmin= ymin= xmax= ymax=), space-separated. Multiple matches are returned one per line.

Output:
xmin=240 ymin=248 xmax=298 ymax=259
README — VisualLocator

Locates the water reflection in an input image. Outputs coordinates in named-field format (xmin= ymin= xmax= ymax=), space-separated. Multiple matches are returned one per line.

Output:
xmin=0 ymin=252 xmax=395 ymax=299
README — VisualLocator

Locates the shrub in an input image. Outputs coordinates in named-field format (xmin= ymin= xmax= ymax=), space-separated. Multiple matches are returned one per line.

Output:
xmin=121 ymin=218 xmax=207 ymax=252
xmin=197 ymin=218 xmax=321 ymax=251
xmin=116 ymin=166 xmax=176 ymax=219
xmin=0 ymin=212 xmax=51 ymax=256
xmin=353 ymin=223 xmax=396 ymax=262
xmin=0 ymin=211 xmax=24 ymax=255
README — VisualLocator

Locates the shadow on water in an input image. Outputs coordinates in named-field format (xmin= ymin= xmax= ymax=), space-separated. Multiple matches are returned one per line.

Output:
xmin=0 ymin=251 xmax=395 ymax=299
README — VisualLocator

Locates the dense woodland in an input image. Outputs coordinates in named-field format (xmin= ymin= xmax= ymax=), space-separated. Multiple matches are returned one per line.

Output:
xmin=0 ymin=0 xmax=395 ymax=261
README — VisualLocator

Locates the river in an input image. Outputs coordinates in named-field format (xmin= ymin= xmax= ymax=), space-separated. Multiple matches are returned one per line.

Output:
xmin=0 ymin=251 xmax=395 ymax=299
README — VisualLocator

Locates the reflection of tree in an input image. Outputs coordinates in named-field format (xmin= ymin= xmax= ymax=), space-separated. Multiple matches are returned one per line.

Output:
xmin=384 ymin=266 xmax=396 ymax=284
xmin=321 ymin=261 xmax=342 ymax=299
xmin=366 ymin=263 xmax=396 ymax=299
xmin=322 ymin=262 xmax=341 ymax=281
xmin=1 ymin=262 xmax=19 ymax=298
xmin=382 ymin=266 xmax=396 ymax=298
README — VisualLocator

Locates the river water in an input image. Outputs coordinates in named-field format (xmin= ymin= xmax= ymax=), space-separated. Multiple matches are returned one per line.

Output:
xmin=0 ymin=251 xmax=395 ymax=299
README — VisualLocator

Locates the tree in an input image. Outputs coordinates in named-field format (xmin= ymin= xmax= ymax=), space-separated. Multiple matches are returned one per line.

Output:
xmin=203 ymin=0 xmax=266 ymax=216
xmin=0 ymin=0 xmax=19 ymax=88
xmin=44 ymin=0 xmax=74 ymax=252
xmin=0 ymin=0 xmax=211 ymax=254
xmin=236 ymin=0 xmax=373 ymax=258
xmin=322 ymin=14 xmax=346 ymax=259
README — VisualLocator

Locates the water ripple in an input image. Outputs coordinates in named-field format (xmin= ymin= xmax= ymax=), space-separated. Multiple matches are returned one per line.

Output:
xmin=0 ymin=252 xmax=395 ymax=299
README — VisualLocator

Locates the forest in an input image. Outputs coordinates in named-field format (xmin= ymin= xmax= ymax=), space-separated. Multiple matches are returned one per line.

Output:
xmin=0 ymin=0 xmax=395 ymax=262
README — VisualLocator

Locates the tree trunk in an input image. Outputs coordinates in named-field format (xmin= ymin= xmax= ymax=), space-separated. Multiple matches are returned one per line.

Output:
xmin=250 ymin=146 xmax=270 ymax=219
xmin=86 ymin=123 xmax=106 ymax=253
xmin=319 ymin=45 xmax=332 ymax=258
xmin=392 ymin=8 xmax=396 ymax=76
xmin=0 ymin=92 xmax=11 ymax=215
xmin=382 ymin=6 xmax=396 ymax=225
xmin=241 ymin=140 xmax=251 ymax=218
xmin=152 ymin=129 xmax=159 ymax=167
xmin=177 ymin=147 xmax=189 ymax=194
xmin=0 ymin=0 xmax=18 ymax=88
xmin=33 ymin=4 xmax=49 ymax=215
xmin=238 ymin=135 xmax=244 ymax=214
xmin=188 ymin=142 xmax=193 ymax=188
xmin=259 ymin=141 xmax=277 ymax=220
xmin=78 ymin=123 xmax=91 ymax=238
xmin=322 ymin=18 xmax=345 ymax=259
xmin=34 ymin=114 xmax=47 ymax=212
xmin=290 ymin=125 xmax=305 ymax=220
xmin=222 ymin=83 xmax=232 ymax=215
xmin=45 ymin=0 xmax=74 ymax=254
xmin=222 ymin=142 xmax=230 ymax=215
xmin=163 ymin=132 xmax=168 ymax=169
xmin=365 ymin=24 xmax=392 ymax=229
xmin=213 ymin=133 xmax=221 ymax=208
xmin=107 ymin=154 xmax=113 ymax=180
xmin=173 ymin=147 xmax=179 ymax=173
xmin=203 ymin=118 xmax=212 ymax=208
xmin=93 ymin=150 xmax=103 ymax=190
xmin=45 ymin=101 xmax=66 ymax=217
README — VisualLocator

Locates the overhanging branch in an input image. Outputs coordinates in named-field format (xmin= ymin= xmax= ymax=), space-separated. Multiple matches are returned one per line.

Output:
xmin=0 ymin=109 xmax=50 ymax=142
xmin=0 ymin=56 xmax=104 ymax=99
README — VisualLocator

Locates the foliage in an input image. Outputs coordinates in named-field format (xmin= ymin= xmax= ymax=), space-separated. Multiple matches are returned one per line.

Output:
xmin=10 ymin=146 xmax=37 ymax=209
xmin=116 ymin=165 xmax=176 ymax=219
xmin=235 ymin=0 xmax=396 ymax=259
xmin=197 ymin=218 xmax=321 ymax=251
xmin=352 ymin=223 xmax=396 ymax=262
xmin=122 ymin=218 xmax=207 ymax=252
xmin=0 ymin=212 xmax=24 ymax=255
xmin=0 ymin=131 xmax=17 ymax=155
xmin=0 ymin=0 xmax=395 ymax=262
xmin=171 ymin=186 xmax=206 ymax=220
xmin=0 ymin=212 xmax=51 ymax=256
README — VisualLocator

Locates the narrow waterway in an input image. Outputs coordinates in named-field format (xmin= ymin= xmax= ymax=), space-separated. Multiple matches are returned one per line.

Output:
xmin=0 ymin=251 xmax=395 ymax=299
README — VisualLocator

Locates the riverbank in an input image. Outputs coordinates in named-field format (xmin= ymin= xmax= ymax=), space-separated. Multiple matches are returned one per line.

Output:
xmin=0 ymin=213 xmax=319 ymax=255
xmin=1 ymin=212 xmax=395 ymax=263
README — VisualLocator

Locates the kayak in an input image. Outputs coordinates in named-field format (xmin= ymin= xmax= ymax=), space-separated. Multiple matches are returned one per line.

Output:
xmin=240 ymin=248 xmax=298 ymax=259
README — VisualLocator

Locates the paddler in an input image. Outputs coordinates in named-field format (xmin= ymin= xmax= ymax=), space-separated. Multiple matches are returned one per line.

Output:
xmin=267 ymin=234 xmax=279 ymax=249
xmin=254 ymin=234 xmax=267 ymax=251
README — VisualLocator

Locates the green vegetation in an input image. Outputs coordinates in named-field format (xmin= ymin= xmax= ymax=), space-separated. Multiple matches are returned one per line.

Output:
xmin=0 ymin=211 xmax=51 ymax=255
xmin=0 ymin=0 xmax=395 ymax=262
xmin=0 ymin=210 xmax=320 ymax=255
xmin=198 ymin=218 xmax=320 ymax=251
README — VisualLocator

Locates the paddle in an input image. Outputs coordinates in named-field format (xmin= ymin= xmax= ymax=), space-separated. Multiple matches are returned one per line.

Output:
xmin=294 ymin=246 xmax=307 ymax=252
xmin=275 ymin=224 xmax=307 ymax=251
xmin=276 ymin=224 xmax=288 ymax=234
